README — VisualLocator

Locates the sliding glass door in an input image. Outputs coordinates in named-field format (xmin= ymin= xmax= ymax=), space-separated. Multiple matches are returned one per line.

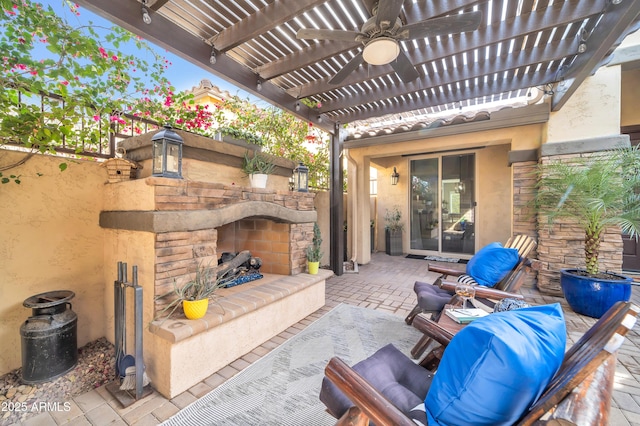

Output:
xmin=409 ymin=153 xmax=475 ymax=255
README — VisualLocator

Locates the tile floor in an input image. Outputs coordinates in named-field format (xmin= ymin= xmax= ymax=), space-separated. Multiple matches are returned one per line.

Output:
xmin=12 ymin=252 xmax=640 ymax=425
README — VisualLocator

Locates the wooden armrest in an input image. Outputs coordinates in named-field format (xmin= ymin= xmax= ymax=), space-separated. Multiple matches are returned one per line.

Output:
xmin=428 ymin=264 xmax=464 ymax=277
xmin=325 ymin=357 xmax=415 ymax=426
xmin=413 ymin=314 xmax=454 ymax=346
xmin=440 ymin=279 xmax=525 ymax=300
xmin=546 ymin=355 xmax=615 ymax=425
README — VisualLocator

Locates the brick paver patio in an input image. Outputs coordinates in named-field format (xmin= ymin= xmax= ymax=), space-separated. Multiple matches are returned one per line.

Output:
xmin=14 ymin=252 xmax=640 ymax=425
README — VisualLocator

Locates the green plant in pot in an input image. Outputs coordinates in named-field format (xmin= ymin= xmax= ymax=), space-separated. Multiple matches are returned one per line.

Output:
xmin=306 ymin=222 xmax=323 ymax=275
xmin=242 ymin=151 xmax=275 ymax=188
xmin=384 ymin=205 xmax=404 ymax=256
xmin=534 ymin=145 xmax=640 ymax=318
xmin=155 ymin=262 xmax=225 ymax=321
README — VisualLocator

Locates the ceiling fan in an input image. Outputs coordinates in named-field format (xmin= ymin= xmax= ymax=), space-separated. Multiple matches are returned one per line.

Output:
xmin=296 ymin=0 xmax=482 ymax=85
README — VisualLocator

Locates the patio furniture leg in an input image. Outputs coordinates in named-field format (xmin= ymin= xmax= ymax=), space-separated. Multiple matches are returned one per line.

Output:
xmin=411 ymin=335 xmax=433 ymax=359
xmin=404 ymin=304 xmax=422 ymax=325
xmin=336 ymin=406 xmax=368 ymax=426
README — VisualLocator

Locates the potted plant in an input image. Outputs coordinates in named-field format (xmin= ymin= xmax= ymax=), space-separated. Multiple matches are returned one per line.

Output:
xmin=384 ymin=206 xmax=404 ymax=256
xmin=305 ymin=222 xmax=323 ymax=274
xmin=534 ymin=145 xmax=640 ymax=318
xmin=155 ymin=262 xmax=225 ymax=321
xmin=242 ymin=150 xmax=275 ymax=188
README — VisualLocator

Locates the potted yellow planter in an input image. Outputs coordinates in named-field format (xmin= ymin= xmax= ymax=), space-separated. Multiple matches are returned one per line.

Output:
xmin=182 ymin=298 xmax=209 ymax=319
xmin=306 ymin=223 xmax=323 ymax=275
xmin=155 ymin=262 xmax=224 ymax=321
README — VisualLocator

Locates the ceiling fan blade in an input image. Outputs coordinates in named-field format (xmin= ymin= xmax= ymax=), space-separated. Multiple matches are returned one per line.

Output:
xmin=376 ymin=0 xmax=404 ymax=30
xmin=402 ymin=11 xmax=483 ymax=40
xmin=296 ymin=28 xmax=359 ymax=42
xmin=329 ymin=52 xmax=364 ymax=85
xmin=391 ymin=50 xmax=419 ymax=83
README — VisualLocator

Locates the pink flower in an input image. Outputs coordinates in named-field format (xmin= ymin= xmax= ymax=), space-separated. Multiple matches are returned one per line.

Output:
xmin=99 ymin=47 xmax=108 ymax=59
xmin=111 ymin=55 xmax=118 ymax=61
xmin=60 ymin=80 xmax=69 ymax=86
xmin=317 ymin=102 xmax=323 ymax=108
xmin=93 ymin=115 xmax=100 ymax=121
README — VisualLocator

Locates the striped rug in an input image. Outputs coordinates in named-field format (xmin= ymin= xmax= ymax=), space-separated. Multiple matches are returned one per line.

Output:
xmin=162 ymin=303 xmax=424 ymax=426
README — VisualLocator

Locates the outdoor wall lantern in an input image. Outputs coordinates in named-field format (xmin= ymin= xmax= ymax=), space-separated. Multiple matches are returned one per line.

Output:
xmin=152 ymin=124 xmax=183 ymax=178
xmin=293 ymin=162 xmax=309 ymax=192
xmin=391 ymin=167 xmax=400 ymax=185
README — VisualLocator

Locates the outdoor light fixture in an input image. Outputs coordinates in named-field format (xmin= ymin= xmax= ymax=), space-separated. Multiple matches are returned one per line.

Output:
xmin=391 ymin=167 xmax=399 ymax=185
xmin=363 ymin=37 xmax=400 ymax=65
xmin=295 ymin=101 xmax=301 ymax=111
xmin=209 ymin=48 xmax=216 ymax=65
xmin=256 ymin=79 xmax=263 ymax=92
xmin=293 ymin=162 xmax=309 ymax=192
xmin=152 ymin=125 xmax=183 ymax=178
xmin=317 ymin=115 xmax=323 ymax=123
xmin=141 ymin=0 xmax=152 ymax=24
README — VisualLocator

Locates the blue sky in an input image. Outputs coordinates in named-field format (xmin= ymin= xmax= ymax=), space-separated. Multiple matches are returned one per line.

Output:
xmin=40 ymin=0 xmax=252 ymax=98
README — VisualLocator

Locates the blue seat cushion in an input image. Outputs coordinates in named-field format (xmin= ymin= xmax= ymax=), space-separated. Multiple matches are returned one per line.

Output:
xmin=466 ymin=242 xmax=520 ymax=286
xmin=425 ymin=303 xmax=567 ymax=426
xmin=320 ymin=344 xmax=434 ymax=422
xmin=414 ymin=281 xmax=454 ymax=312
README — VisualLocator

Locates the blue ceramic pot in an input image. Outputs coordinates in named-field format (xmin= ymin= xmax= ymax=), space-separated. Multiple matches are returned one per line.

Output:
xmin=560 ymin=269 xmax=632 ymax=318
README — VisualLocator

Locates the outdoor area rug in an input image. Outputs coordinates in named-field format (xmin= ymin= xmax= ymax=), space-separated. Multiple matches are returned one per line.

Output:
xmin=161 ymin=303 xmax=424 ymax=426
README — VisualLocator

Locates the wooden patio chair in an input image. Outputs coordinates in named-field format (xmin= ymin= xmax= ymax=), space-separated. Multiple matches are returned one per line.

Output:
xmin=321 ymin=301 xmax=638 ymax=426
xmin=404 ymin=234 xmax=537 ymax=325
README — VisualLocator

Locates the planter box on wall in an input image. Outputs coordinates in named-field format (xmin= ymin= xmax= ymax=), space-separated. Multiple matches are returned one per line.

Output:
xmin=385 ymin=229 xmax=403 ymax=256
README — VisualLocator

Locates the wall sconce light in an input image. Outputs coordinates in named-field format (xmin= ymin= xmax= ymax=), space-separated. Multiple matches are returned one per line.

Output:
xmin=295 ymin=101 xmax=301 ymax=111
xmin=152 ymin=125 xmax=183 ymax=178
xmin=317 ymin=115 xmax=323 ymax=123
xmin=293 ymin=162 xmax=309 ymax=192
xmin=209 ymin=47 xmax=216 ymax=65
xmin=256 ymin=79 xmax=263 ymax=92
xmin=391 ymin=167 xmax=399 ymax=185
xmin=141 ymin=0 xmax=152 ymax=24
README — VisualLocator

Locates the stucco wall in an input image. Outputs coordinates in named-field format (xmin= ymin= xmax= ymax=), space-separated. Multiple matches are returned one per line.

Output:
xmin=547 ymin=65 xmax=621 ymax=143
xmin=476 ymin=145 xmax=512 ymax=248
xmin=621 ymin=68 xmax=640 ymax=127
xmin=0 ymin=151 xmax=106 ymax=375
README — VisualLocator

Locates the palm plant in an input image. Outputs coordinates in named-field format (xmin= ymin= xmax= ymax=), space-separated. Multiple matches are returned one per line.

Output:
xmin=534 ymin=145 xmax=640 ymax=276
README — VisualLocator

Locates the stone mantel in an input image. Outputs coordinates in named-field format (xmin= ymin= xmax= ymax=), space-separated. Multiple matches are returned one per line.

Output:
xmin=101 ymin=201 xmax=317 ymax=232
xmin=100 ymin=177 xmax=317 ymax=232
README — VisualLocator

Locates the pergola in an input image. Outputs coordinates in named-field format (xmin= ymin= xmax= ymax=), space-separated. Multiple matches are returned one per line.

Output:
xmin=77 ymin=0 xmax=640 ymax=274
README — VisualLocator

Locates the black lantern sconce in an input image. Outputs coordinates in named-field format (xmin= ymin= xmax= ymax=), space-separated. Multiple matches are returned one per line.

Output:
xmin=293 ymin=162 xmax=309 ymax=192
xmin=152 ymin=125 xmax=183 ymax=178
xmin=391 ymin=167 xmax=400 ymax=185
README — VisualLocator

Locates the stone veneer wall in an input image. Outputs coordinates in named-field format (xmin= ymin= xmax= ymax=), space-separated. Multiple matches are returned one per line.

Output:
xmin=536 ymin=152 xmax=624 ymax=296
xmin=511 ymin=160 xmax=539 ymax=288
xmin=129 ymin=178 xmax=318 ymax=314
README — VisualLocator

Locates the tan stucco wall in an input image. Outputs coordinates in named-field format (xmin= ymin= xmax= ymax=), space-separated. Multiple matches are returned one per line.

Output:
xmin=547 ymin=65 xmax=622 ymax=143
xmin=313 ymin=191 xmax=330 ymax=266
xmin=621 ymin=68 xmax=640 ymax=127
xmin=0 ymin=151 xmax=106 ymax=375
xmin=476 ymin=145 xmax=512 ymax=248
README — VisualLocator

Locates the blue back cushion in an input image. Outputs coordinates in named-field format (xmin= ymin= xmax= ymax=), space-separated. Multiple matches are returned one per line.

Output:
xmin=425 ymin=304 xmax=566 ymax=426
xmin=466 ymin=242 xmax=520 ymax=286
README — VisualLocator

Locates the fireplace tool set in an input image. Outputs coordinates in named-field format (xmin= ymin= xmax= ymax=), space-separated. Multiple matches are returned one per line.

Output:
xmin=106 ymin=262 xmax=153 ymax=407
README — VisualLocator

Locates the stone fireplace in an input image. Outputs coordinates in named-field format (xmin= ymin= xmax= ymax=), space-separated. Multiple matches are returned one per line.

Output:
xmin=100 ymin=132 xmax=329 ymax=398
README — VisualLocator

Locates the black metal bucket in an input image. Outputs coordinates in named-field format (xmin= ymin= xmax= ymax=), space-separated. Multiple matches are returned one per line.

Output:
xmin=20 ymin=290 xmax=78 ymax=384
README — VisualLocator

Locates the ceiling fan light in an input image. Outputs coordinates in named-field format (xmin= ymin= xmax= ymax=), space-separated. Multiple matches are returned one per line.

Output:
xmin=363 ymin=37 xmax=400 ymax=66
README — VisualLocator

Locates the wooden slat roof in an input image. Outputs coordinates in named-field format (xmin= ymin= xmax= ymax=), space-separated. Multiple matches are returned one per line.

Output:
xmin=78 ymin=0 xmax=640 ymax=136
